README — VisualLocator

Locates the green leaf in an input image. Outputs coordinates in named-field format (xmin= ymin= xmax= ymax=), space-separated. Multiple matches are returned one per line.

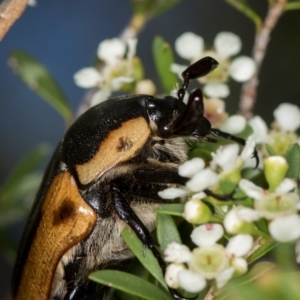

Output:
xmin=285 ymin=143 xmax=300 ymax=181
xmin=89 ymin=270 xmax=171 ymax=300
xmin=247 ymin=238 xmax=277 ymax=264
xmin=241 ymin=168 xmax=268 ymax=188
xmin=235 ymin=124 xmax=253 ymax=139
xmin=153 ymin=36 xmax=178 ymax=93
xmin=131 ymin=0 xmax=182 ymax=19
xmin=121 ymin=227 xmax=167 ymax=289
xmin=155 ymin=203 xmax=185 ymax=216
xmin=156 ymin=214 xmax=181 ymax=253
xmin=8 ymin=50 xmax=72 ymax=124
xmin=265 ymin=143 xmax=277 ymax=156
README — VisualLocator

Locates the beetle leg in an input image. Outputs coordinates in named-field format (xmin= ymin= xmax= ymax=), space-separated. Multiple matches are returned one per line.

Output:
xmin=110 ymin=183 xmax=195 ymax=300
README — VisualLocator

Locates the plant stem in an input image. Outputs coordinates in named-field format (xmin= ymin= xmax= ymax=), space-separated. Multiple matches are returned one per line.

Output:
xmin=238 ymin=0 xmax=287 ymax=119
xmin=204 ymin=286 xmax=215 ymax=300
xmin=119 ymin=14 xmax=147 ymax=43
xmin=0 ymin=0 xmax=28 ymax=41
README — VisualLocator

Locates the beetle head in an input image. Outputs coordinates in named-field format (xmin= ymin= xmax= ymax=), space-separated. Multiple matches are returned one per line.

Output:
xmin=147 ymin=56 xmax=219 ymax=140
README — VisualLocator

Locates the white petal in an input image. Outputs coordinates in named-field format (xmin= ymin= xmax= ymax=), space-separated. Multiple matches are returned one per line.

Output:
xmin=164 ymin=242 xmax=192 ymax=263
xmin=219 ymin=115 xmax=247 ymax=134
xmin=229 ymin=56 xmax=256 ymax=82
xmin=241 ymin=136 xmax=256 ymax=162
xmin=97 ymin=38 xmax=126 ymax=65
xmin=269 ymin=214 xmax=300 ymax=242
xmin=248 ymin=115 xmax=269 ymax=144
xmin=175 ymin=32 xmax=204 ymax=60
xmin=236 ymin=206 xmax=262 ymax=222
xmin=111 ymin=76 xmax=134 ymax=90
xmin=74 ymin=67 xmax=103 ymax=88
xmin=215 ymin=267 xmax=235 ymax=288
xmin=90 ymin=89 xmax=111 ymax=107
xmin=239 ymin=179 xmax=264 ymax=200
xmin=170 ymin=63 xmax=188 ymax=79
xmin=191 ymin=192 xmax=207 ymax=200
xmin=275 ymin=178 xmax=297 ymax=194
xmin=203 ymin=82 xmax=230 ymax=98
xmin=178 ymin=269 xmax=207 ymax=293
xmin=214 ymin=32 xmax=241 ymax=59
xmin=178 ymin=158 xmax=205 ymax=178
xmin=191 ymin=223 xmax=224 ymax=247
xmin=211 ymin=144 xmax=239 ymax=172
xmin=226 ymin=234 xmax=253 ymax=257
xmin=165 ymin=263 xmax=185 ymax=289
xmin=158 ymin=187 xmax=188 ymax=199
xmin=186 ymin=169 xmax=219 ymax=192
xmin=273 ymin=103 xmax=300 ymax=132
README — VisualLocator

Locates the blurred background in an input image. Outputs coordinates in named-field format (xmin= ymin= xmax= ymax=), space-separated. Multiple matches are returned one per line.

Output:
xmin=0 ymin=0 xmax=299 ymax=298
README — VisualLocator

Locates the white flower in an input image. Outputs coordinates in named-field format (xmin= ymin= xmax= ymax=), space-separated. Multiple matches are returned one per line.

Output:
xmin=226 ymin=234 xmax=253 ymax=257
xmin=178 ymin=158 xmax=205 ymax=178
xmin=175 ymin=32 xmax=204 ymax=61
xmin=275 ymin=178 xmax=297 ymax=194
xmin=229 ymin=56 xmax=256 ymax=82
xmin=74 ymin=68 xmax=103 ymax=88
xmin=173 ymin=32 xmax=256 ymax=99
xmin=211 ymin=144 xmax=239 ymax=172
xmin=203 ymin=83 xmax=230 ymax=98
xmin=248 ymin=115 xmax=269 ymax=144
xmin=165 ymin=263 xmax=185 ymax=289
xmin=186 ymin=168 xmax=219 ymax=192
xmin=230 ymin=257 xmax=248 ymax=275
xmin=219 ymin=115 xmax=247 ymax=134
xmin=164 ymin=243 xmax=192 ymax=263
xmin=97 ymin=38 xmax=126 ymax=65
xmin=90 ymin=89 xmax=111 ymax=106
xmin=158 ymin=187 xmax=188 ymax=199
xmin=191 ymin=223 xmax=224 ymax=247
xmin=178 ymin=269 xmax=207 ymax=293
xmin=189 ymin=244 xmax=228 ymax=279
xmin=269 ymin=214 xmax=300 ymax=242
xmin=214 ymin=32 xmax=241 ymax=59
xmin=273 ymin=103 xmax=300 ymax=132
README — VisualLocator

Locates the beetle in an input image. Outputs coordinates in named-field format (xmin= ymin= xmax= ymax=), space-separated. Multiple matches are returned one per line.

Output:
xmin=12 ymin=56 xmax=258 ymax=300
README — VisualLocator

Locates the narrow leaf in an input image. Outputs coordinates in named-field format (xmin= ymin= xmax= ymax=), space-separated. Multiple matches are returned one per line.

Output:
xmin=121 ymin=227 xmax=167 ymax=289
xmin=153 ymin=36 xmax=178 ymax=93
xmin=8 ymin=50 xmax=72 ymax=123
xmin=285 ymin=143 xmax=300 ymax=181
xmin=0 ymin=144 xmax=49 ymax=199
xmin=156 ymin=214 xmax=181 ymax=253
xmin=89 ymin=270 xmax=171 ymax=300
xmin=247 ymin=238 xmax=277 ymax=264
xmin=131 ymin=0 xmax=182 ymax=19
xmin=155 ymin=204 xmax=185 ymax=216
xmin=265 ymin=143 xmax=277 ymax=156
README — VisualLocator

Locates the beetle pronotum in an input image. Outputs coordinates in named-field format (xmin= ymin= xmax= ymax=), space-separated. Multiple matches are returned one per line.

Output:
xmin=12 ymin=56 xmax=257 ymax=300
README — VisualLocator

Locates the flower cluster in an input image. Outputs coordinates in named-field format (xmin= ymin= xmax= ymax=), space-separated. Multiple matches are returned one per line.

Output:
xmin=171 ymin=32 xmax=256 ymax=99
xmin=159 ymin=102 xmax=300 ymax=293
xmin=74 ymin=38 xmax=155 ymax=107
xmin=164 ymin=226 xmax=253 ymax=292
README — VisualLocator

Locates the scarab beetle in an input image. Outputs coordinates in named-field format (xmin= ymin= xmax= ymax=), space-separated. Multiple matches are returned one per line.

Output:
xmin=12 ymin=56 xmax=257 ymax=300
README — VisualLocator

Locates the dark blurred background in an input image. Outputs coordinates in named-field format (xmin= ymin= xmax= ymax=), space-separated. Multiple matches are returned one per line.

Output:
xmin=0 ymin=0 xmax=299 ymax=298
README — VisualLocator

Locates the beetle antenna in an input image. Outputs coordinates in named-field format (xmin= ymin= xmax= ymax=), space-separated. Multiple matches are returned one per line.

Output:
xmin=178 ymin=56 xmax=219 ymax=102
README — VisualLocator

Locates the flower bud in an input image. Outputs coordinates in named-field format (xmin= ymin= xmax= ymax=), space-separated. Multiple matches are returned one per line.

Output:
xmin=165 ymin=263 xmax=185 ymax=289
xmin=183 ymin=199 xmax=212 ymax=224
xmin=263 ymin=156 xmax=289 ymax=191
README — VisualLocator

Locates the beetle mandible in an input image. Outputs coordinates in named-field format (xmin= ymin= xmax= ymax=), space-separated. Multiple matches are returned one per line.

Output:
xmin=12 ymin=56 xmax=257 ymax=300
